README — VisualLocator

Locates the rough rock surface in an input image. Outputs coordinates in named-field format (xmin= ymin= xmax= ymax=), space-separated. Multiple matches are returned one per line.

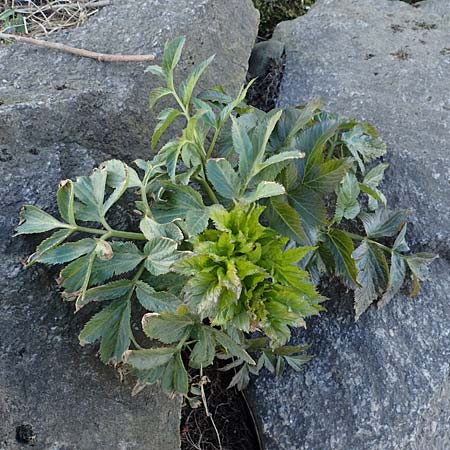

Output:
xmin=249 ymin=1 xmax=450 ymax=449
xmin=0 ymin=1 xmax=258 ymax=449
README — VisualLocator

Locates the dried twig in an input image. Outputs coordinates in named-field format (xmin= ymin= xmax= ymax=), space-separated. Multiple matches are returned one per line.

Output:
xmin=0 ymin=32 xmax=155 ymax=62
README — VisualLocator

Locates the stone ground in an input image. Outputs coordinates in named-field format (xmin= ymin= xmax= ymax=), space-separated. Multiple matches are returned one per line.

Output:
xmin=249 ymin=0 xmax=450 ymax=449
xmin=0 ymin=1 xmax=258 ymax=449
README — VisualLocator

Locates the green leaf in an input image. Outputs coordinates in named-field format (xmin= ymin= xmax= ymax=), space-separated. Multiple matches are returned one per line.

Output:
xmin=270 ymin=101 xmax=322 ymax=151
xmin=144 ymin=65 xmax=166 ymax=78
xmin=90 ymin=242 xmax=144 ymax=285
xmin=242 ymin=181 xmax=285 ymax=204
xmin=206 ymin=158 xmax=240 ymax=199
xmin=26 ymin=229 xmax=74 ymax=266
xmin=213 ymin=329 xmax=255 ymax=365
xmin=303 ymin=158 xmax=352 ymax=193
xmin=149 ymin=87 xmax=172 ymax=109
xmin=256 ymin=150 xmax=305 ymax=178
xmin=359 ymin=208 xmax=407 ymax=239
xmin=78 ymin=280 xmax=134 ymax=310
xmin=182 ymin=55 xmax=215 ymax=106
xmin=37 ymin=238 xmax=96 ymax=265
xmin=142 ymin=312 xmax=194 ymax=344
xmin=140 ymin=216 xmax=183 ymax=242
xmin=173 ymin=352 xmax=189 ymax=395
xmin=334 ymin=172 xmax=360 ymax=222
xmin=322 ymin=229 xmax=359 ymax=289
xmin=152 ymin=108 xmax=182 ymax=150
xmin=73 ymin=168 xmax=107 ymax=222
xmin=155 ymin=140 xmax=182 ymax=180
xmin=266 ymin=196 xmax=306 ymax=244
xmin=152 ymin=185 xmax=209 ymax=236
xmin=135 ymin=280 xmax=180 ymax=313
xmin=405 ymin=252 xmax=437 ymax=285
xmin=352 ymin=240 xmax=389 ymax=319
xmin=57 ymin=180 xmax=75 ymax=224
xmin=342 ymin=125 xmax=387 ymax=173
xmin=144 ymin=237 xmax=180 ymax=276
xmin=189 ymin=326 xmax=216 ymax=369
xmin=380 ymin=252 xmax=406 ymax=307
xmin=162 ymin=36 xmax=185 ymax=75
xmin=284 ymin=354 xmax=312 ymax=371
xmin=231 ymin=116 xmax=254 ymax=183
xmin=362 ymin=163 xmax=389 ymax=210
xmin=124 ymin=347 xmax=176 ymax=370
xmin=16 ymin=205 xmax=69 ymax=235
xmin=228 ymin=364 xmax=250 ymax=390
xmin=287 ymin=185 xmax=327 ymax=238
xmin=79 ymin=298 xmax=131 ymax=363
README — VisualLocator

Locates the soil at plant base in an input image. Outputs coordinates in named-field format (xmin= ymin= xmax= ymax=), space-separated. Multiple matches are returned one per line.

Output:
xmin=180 ymin=367 xmax=261 ymax=450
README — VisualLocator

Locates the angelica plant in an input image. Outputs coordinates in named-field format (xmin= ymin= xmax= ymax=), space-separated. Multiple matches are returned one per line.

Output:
xmin=16 ymin=37 xmax=436 ymax=396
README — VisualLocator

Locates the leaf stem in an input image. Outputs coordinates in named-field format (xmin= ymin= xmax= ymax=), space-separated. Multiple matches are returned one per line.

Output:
xmin=206 ymin=126 xmax=221 ymax=159
xmin=74 ymin=225 xmax=147 ymax=241
xmin=341 ymin=230 xmax=393 ymax=254
xmin=195 ymin=176 xmax=219 ymax=204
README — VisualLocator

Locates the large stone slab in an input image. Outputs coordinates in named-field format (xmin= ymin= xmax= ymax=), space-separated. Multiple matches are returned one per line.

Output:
xmin=249 ymin=1 xmax=450 ymax=449
xmin=0 ymin=1 xmax=259 ymax=449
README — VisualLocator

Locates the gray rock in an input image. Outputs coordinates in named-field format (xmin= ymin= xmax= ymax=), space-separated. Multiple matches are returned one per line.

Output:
xmin=248 ymin=39 xmax=285 ymax=78
xmin=0 ymin=1 xmax=258 ymax=449
xmin=249 ymin=1 xmax=450 ymax=449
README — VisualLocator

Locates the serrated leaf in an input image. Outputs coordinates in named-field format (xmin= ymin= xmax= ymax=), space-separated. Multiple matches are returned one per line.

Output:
xmin=379 ymin=252 xmax=406 ymax=308
xmin=359 ymin=208 xmax=407 ymax=239
xmin=149 ymin=87 xmax=172 ymax=109
xmin=231 ymin=115 xmax=255 ymax=183
xmin=90 ymin=242 xmax=144 ymax=285
xmin=228 ymin=364 xmax=250 ymax=390
xmin=352 ymin=240 xmax=389 ymax=319
xmin=287 ymin=185 xmax=326 ymax=239
xmin=144 ymin=64 xmax=166 ymax=78
xmin=406 ymin=253 xmax=436 ymax=281
xmin=242 ymin=181 xmax=285 ymax=204
xmin=322 ymin=229 xmax=359 ymax=289
xmin=189 ymin=327 xmax=216 ymax=369
xmin=57 ymin=180 xmax=75 ymax=224
xmin=270 ymin=101 xmax=322 ymax=152
xmin=162 ymin=36 xmax=185 ymax=75
xmin=213 ymin=329 xmax=255 ymax=365
xmin=284 ymin=354 xmax=312 ymax=371
xmin=26 ymin=229 xmax=74 ymax=266
xmin=124 ymin=347 xmax=176 ymax=370
xmin=144 ymin=237 xmax=180 ymax=276
xmin=155 ymin=140 xmax=182 ymax=180
xmin=152 ymin=108 xmax=182 ymax=150
xmin=140 ymin=216 xmax=183 ymax=242
xmin=173 ymin=352 xmax=189 ymax=395
xmin=135 ymin=280 xmax=180 ymax=313
xmin=182 ymin=55 xmax=215 ymax=106
xmin=266 ymin=196 xmax=306 ymax=244
xmin=78 ymin=280 xmax=134 ymax=309
xmin=303 ymin=158 xmax=352 ymax=193
xmin=152 ymin=184 xmax=208 ymax=233
xmin=37 ymin=238 xmax=96 ymax=265
xmin=79 ymin=298 xmax=131 ymax=363
xmin=142 ymin=312 xmax=194 ymax=344
xmin=342 ymin=125 xmax=387 ymax=173
xmin=16 ymin=205 xmax=69 ymax=235
xmin=73 ymin=169 xmax=107 ymax=222
xmin=206 ymin=158 xmax=240 ymax=199
xmin=334 ymin=172 xmax=360 ymax=222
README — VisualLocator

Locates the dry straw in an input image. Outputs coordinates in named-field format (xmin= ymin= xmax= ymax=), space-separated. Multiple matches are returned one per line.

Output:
xmin=0 ymin=0 xmax=110 ymax=37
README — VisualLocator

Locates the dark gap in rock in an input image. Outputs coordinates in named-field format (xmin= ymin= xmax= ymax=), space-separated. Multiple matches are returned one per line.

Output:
xmin=180 ymin=365 xmax=262 ymax=450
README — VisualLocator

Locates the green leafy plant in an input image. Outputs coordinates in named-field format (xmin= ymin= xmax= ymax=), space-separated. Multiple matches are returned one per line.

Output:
xmin=16 ymin=37 xmax=436 ymax=397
